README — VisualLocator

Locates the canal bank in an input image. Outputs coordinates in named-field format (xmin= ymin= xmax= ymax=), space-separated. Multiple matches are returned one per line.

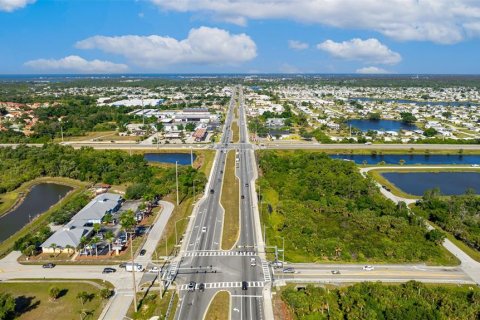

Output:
xmin=0 ymin=177 xmax=87 ymax=258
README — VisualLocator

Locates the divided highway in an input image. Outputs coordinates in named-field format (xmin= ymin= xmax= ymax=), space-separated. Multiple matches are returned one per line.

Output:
xmin=173 ymin=87 xmax=267 ymax=320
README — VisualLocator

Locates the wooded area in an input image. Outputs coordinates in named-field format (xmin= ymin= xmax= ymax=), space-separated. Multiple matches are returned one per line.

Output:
xmin=414 ymin=189 xmax=480 ymax=253
xmin=258 ymin=151 xmax=455 ymax=264
xmin=282 ymin=282 xmax=480 ymax=319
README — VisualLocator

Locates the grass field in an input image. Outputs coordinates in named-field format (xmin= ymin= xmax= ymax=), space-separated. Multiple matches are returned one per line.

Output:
xmin=220 ymin=150 xmax=240 ymax=250
xmin=155 ymin=194 xmax=194 ymax=257
xmin=204 ymin=291 xmax=230 ymax=320
xmin=127 ymin=289 xmax=177 ymax=320
xmin=0 ymin=281 xmax=110 ymax=320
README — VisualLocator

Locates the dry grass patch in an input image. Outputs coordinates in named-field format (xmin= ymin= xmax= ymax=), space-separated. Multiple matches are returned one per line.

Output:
xmin=220 ymin=150 xmax=240 ymax=250
xmin=204 ymin=291 xmax=230 ymax=320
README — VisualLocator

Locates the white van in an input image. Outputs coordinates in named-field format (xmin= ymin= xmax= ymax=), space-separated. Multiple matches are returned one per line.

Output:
xmin=125 ymin=263 xmax=144 ymax=272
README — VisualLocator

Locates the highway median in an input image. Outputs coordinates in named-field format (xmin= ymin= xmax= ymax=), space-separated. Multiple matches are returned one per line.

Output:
xmin=220 ymin=150 xmax=240 ymax=250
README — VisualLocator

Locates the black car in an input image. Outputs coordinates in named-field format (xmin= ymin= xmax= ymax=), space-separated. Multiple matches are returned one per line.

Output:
xmin=199 ymin=283 xmax=205 ymax=292
xmin=102 ymin=267 xmax=116 ymax=274
xmin=242 ymin=281 xmax=248 ymax=290
xmin=140 ymin=249 xmax=147 ymax=256
xmin=210 ymin=189 xmax=215 ymax=194
xmin=245 ymin=183 xmax=249 ymax=187
xmin=42 ymin=263 xmax=55 ymax=269
xmin=241 ymin=195 xmax=245 ymax=199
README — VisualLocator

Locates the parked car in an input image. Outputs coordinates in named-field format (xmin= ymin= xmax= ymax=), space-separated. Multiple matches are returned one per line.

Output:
xmin=140 ymin=249 xmax=146 ymax=256
xmin=42 ymin=263 xmax=55 ymax=269
xmin=283 ymin=268 xmax=295 ymax=273
xmin=242 ymin=281 xmax=248 ymax=290
xmin=188 ymin=281 xmax=196 ymax=292
xmin=363 ymin=265 xmax=375 ymax=271
xmin=331 ymin=270 xmax=341 ymax=274
xmin=199 ymin=283 xmax=205 ymax=292
xmin=102 ymin=267 xmax=116 ymax=274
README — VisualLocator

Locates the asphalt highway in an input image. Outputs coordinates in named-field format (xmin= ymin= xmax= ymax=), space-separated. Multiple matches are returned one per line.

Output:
xmin=173 ymin=87 xmax=267 ymax=320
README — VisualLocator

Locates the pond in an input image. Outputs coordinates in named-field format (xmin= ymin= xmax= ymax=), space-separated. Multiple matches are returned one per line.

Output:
xmin=144 ymin=153 xmax=197 ymax=165
xmin=346 ymin=119 xmax=418 ymax=132
xmin=381 ymin=172 xmax=480 ymax=196
xmin=0 ymin=183 xmax=73 ymax=242
xmin=330 ymin=154 xmax=480 ymax=165
xmin=351 ymin=97 xmax=479 ymax=107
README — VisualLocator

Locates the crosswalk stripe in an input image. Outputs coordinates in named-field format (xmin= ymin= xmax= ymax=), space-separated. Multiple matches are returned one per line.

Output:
xmin=178 ymin=281 xmax=265 ymax=291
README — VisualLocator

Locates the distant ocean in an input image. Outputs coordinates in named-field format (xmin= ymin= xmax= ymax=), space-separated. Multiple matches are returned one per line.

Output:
xmin=1 ymin=73 xmax=480 ymax=82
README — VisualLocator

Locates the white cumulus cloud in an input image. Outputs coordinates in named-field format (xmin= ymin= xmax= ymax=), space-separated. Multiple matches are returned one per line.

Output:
xmin=24 ymin=55 xmax=129 ymax=73
xmin=150 ymin=0 xmax=480 ymax=44
xmin=317 ymin=38 xmax=402 ymax=65
xmin=288 ymin=40 xmax=309 ymax=50
xmin=0 ymin=0 xmax=35 ymax=12
xmin=76 ymin=27 xmax=257 ymax=68
xmin=356 ymin=66 xmax=390 ymax=74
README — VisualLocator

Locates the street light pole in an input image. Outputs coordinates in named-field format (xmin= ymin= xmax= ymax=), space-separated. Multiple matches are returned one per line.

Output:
xmin=174 ymin=217 xmax=188 ymax=245
xmin=129 ymin=231 xmax=138 ymax=312
xmin=175 ymin=161 xmax=179 ymax=206
xmin=190 ymin=146 xmax=193 ymax=167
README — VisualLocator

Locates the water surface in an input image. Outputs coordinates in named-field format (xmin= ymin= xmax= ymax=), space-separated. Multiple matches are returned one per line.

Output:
xmin=144 ymin=153 xmax=196 ymax=165
xmin=0 ymin=183 xmax=73 ymax=242
xmin=347 ymin=119 xmax=418 ymax=132
xmin=382 ymin=172 xmax=480 ymax=196
xmin=330 ymin=154 xmax=480 ymax=165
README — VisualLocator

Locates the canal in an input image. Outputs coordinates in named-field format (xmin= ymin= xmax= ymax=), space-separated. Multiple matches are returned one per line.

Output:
xmin=330 ymin=154 xmax=480 ymax=165
xmin=0 ymin=183 xmax=73 ymax=242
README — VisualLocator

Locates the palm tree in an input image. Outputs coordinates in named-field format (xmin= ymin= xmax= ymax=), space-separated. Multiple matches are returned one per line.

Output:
xmin=65 ymin=244 xmax=74 ymax=256
xmin=105 ymin=230 xmax=115 ymax=255
xmin=93 ymin=223 xmax=101 ymax=235
xmin=49 ymin=243 xmax=57 ymax=255
xmin=91 ymin=236 xmax=100 ymax=257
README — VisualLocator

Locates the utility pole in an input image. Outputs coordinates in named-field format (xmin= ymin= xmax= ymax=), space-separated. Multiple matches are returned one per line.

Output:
xmin=175 ymin=161 xmax=179 ymax=206
xmin=190 ymin=147 xmax=193 ymax=167
xmin=130 ymin=231 xmax=138 ymax=312
xmin=59 ymin=118 xmax=64 ymax=142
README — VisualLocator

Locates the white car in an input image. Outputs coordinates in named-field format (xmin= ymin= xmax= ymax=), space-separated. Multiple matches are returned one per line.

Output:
xmin=202 ymin=227 xmax=207 ymax=233
xmin=471 ymin=164 xmax=480 ymax=167
xmin=147 ymin=266 xmax=160 ymax=273
xmin=363 ymin=265 xmax=375 ymax=271
xmin=250 ymin=258 xmax=256 ymax=267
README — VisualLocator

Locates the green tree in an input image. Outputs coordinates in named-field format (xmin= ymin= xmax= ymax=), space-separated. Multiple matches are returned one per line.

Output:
xmin=49 ymin=286 xmax=61 ymax=301
xmin=100 ymin=289 xmax=113 ymax=300
xmin=0 ymin=293 xmax=15 ymax=320
xmin=426 ymin=229 xmax=446 ymax=245
xmin=368 ymin=112 xmax=381 ymax=121
xmin=400 ymin=112 xmax=417 ymax=124
xmin=423 ymin=127 xmax=438 ymax=137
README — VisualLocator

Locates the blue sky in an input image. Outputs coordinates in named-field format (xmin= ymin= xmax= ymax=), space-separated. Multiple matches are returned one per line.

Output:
xmin=1 ymin=0 xmax=480 ymax=74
